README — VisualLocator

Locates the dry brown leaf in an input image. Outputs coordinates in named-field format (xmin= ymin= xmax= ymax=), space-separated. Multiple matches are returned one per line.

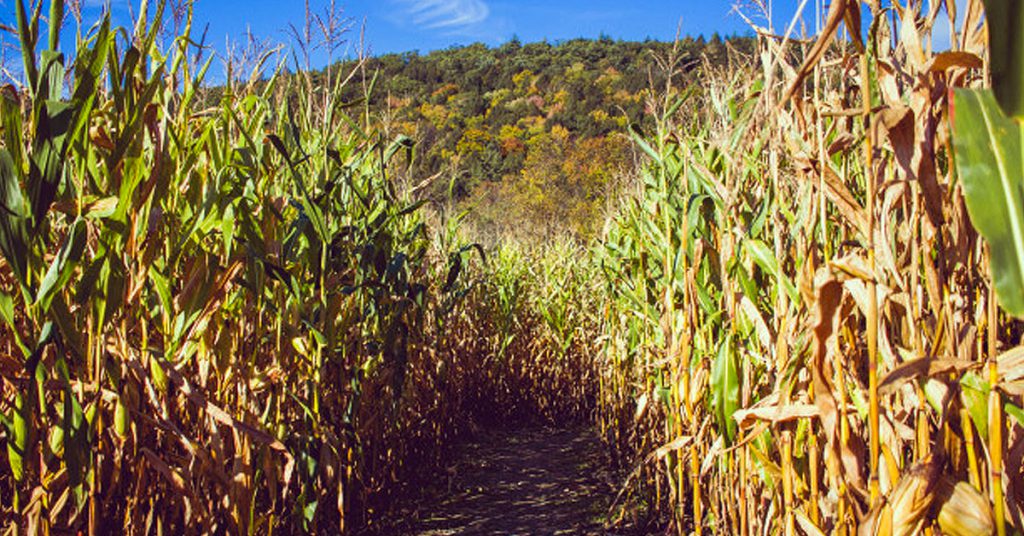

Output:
xmin=733 ymin=403 xmax=819 ymax=429
xmin=878 ymin=357 xmax=979 ymax=396
xmin=899 ymin=3 xmax=927 ymax=72
xmin=142 ymin=447 xmax=189 ymax=493
xmin=831 ymin=252 xmax=875 ymax=281
xmin=812 ymin=277 xmax=867 ymax=495
xmin=782 ymin=0 xmax=858 ymax=104
xmin=795 ymin=508 xmax=827 ymax=536
xmin=794 ymin=156 xmax=870 ymax=236
xmin=654 ymin=435 xmax=692 ymax=460
xmin=996 ymin=346 xmax=1024 ymax=382
xmin=738 ymin=295 xmax=772 ymax=350
xmin=927 ymin=51 xmax=983 ymax=73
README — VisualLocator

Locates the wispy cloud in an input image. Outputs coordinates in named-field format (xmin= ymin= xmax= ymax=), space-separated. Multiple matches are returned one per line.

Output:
xmin=399 ymin=0 xmax=490 ymax=30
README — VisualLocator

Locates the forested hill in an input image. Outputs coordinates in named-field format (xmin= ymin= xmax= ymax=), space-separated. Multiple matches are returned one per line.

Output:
xmin=332 ymin=34 xmax=755 ymax=240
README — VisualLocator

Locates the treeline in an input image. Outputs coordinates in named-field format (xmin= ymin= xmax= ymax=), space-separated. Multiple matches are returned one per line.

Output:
xmin=323 ymin=34 xmax=755 ymax=240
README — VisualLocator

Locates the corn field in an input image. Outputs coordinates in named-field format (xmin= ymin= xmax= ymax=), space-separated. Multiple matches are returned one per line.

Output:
xmin=0 ymin=0 xmax=596 ymax=531
xmin=1 ymin=0 xmax=1024 ymax=534
xmin=596 ymin=0 xmax=1024 ymax=533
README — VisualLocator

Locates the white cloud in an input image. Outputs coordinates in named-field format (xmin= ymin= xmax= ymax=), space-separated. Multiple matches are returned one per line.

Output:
xmin=399 ymin=0 xmax=490 ymax=30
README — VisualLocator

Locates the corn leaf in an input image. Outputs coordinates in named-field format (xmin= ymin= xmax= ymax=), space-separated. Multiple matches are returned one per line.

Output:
xmin=711 ymin=334 xmax=739 ymax=444
xmin=34 ymin=219 xmax=86 ymax=313
xmin=982 ymin=0 xmax=1024 ymax=119
xmin=953 ymin=89 xmax=1024 ymax=316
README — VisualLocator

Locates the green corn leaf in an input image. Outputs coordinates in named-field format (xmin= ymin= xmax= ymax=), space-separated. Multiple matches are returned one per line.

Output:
xmin=743 ymin=238 xmax=799 ymax=304
xmin=60 ymin=360 xmax=89 ymax=490
xmin=1006 ymin=403 xmax=1024 ymax=428
xmin=24 ymin=321 xmax=53 ymax=376
xmin=711 ymin=334 xmax=739 ymax=444
xmin=0 ymin=150 xmax=31 ymax=287
xmin=266 ymin=134 xmax=330 ymax=243
xmin=731 ymin=258 xmax=760 ymax=305
xmin=34 ymin=218 xmax=86 ymax=313
xmin=0 ymin=291 xmax=28 ymax=358
xmin=0 ymin=87 xmax=25 ymax=173
xmin=960 ymin=371 xmax=990 ymax=441
xmin=397 ymin=199 xmax=428 ymax=217
xmin=85 ymin=197 xmax=119 ymax=220
xmin=66 ymin=17 xmax=112 ymax=145
xmin=37 ymin=50 xmax=65 ymax=107
xmin=14 ymin=0 xmax=38 ymax=94
xmin=220 ymin=204 xmax=236 ymax=256
xmin=383 ymin=134 xmax=414 ymax=164
xmin=95 ymin=254 xmax=126 ymax=330
xmin=48 ymin=296 xmax=83 ymax=361
xmin=629 ymin=124 xmax=662 ymax=165
xmin=47 ymin=0 xmax=63 ymax=51
xmin=139 ymin=0 xmax=167 ymax=58
xmin=29 ymin=97 xmax=73 ymax=229
xmin=5 ymin=392 xmax=30 ymax=482
xmin=149 ymin=270 xmax=174 ymax=322
xmin=952 ymin=89 xmax=1024 ymax=316
xmin=982 ymin=0 xmax=1024 ymax=119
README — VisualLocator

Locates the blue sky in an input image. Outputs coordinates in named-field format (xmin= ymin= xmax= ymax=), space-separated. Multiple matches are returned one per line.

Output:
xmin=325 ymin=0 xmax=804 ymax=55
xmin=2 ymin=1 xmax=806 ymax=60
xmin=0 ymin=0 xmax=962 ymax=81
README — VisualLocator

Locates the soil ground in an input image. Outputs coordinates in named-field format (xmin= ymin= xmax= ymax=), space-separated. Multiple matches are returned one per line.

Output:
xmin=388 ymin=426 xmax=637 ymax=535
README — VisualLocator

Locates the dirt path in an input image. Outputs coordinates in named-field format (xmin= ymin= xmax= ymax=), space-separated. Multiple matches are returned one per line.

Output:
xmin=402 ymin=426 xmax=629 ymax=535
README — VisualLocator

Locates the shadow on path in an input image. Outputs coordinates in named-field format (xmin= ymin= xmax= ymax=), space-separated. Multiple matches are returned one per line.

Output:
xmin=404 ymin=426 xmax=628 ymax=535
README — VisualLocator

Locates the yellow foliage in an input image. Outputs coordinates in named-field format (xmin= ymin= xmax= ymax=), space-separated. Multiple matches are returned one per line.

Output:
xmin=518 ymin=115 xmax=547 ymax=137
xmin=419 ymin=102 xmax=449 ymax=128
xmin=512 ymin=69 xmax=537 ymax=92
xmin=551 ymin=124 xmax=570 ymax=144
xmin=456 ymin=128 xmax=492 ymax=156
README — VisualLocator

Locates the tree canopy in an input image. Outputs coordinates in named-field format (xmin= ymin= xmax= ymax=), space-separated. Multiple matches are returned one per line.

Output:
xmin=327 ymin=35 xmax=756 ymax=241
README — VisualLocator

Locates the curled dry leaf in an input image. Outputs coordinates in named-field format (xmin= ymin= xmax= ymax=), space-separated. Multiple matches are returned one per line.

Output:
xmin=783 ymin=0 xmax=862 ymax=104
xmin=733 ymin=402 xmax=819 ymax=429
xmin=654 ymin=435 xmax=692 ymax=460
xmin=812 ymin=277 xmax=867 ymax=495
xmin=878 ymin=357 xmax=980 ymax=396
xmin=927 ymin=51 xmax=984 ymax=73
xmin=935 ymin=478 xmax=995 ymax=536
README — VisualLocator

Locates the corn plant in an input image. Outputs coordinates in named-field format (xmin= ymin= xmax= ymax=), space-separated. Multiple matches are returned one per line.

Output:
xmin=595 ymin=1 xmax=1024 ymax=533
xmin=5 ymin=0 xmax=1023 ymax=534
xmin=0 ymin=1 xmax=602 ymax=532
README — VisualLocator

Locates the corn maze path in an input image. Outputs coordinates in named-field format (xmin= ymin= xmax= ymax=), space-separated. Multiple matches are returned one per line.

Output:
xmin=401 ymin=426 xmax=627 ymax=535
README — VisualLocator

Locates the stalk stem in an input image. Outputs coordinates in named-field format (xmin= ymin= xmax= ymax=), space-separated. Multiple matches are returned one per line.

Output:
xmin=989 ymin=274 xmax=1006 ymax=536
xmin=860 ymin=50 xmax=881 ymax=507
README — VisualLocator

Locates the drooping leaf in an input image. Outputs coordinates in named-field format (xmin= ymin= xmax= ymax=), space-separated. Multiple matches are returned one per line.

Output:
xmin=1006 ymin=403 xmax=1024 ymax=427
xmin=0 ymin=150 xmax=30 ymax=287
xmin=953 ymin=89 xmax=1024 ymax=316
xmin=711 ymin=334 xmax=739 ymax=444
xmin=744 ymin=238 xmax=799 ymax=304
xmin=35 ymin=218 xmax=86 ymax=313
